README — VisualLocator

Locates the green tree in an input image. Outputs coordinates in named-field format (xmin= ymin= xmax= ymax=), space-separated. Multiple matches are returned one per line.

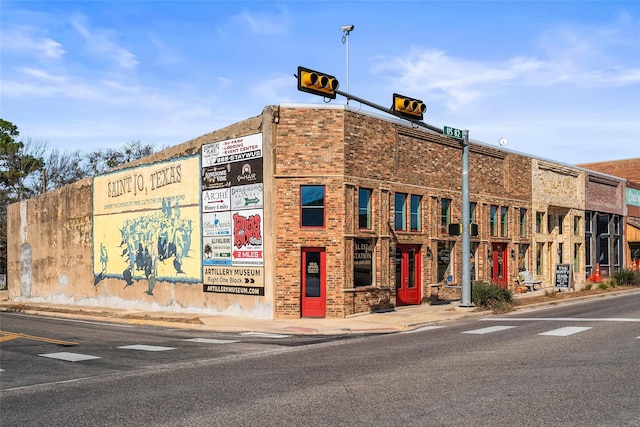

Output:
xmin=0 ymin=119 xmax=45 ymax=275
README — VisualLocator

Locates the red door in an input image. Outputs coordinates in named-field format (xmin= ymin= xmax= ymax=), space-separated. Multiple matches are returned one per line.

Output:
xmin=395 ymin=245 xmax=421 ymax=306
xmin=491 ymin=243 xmax=508 ymax=288
xmin=301 ymin=248 xmax=325 ymax=317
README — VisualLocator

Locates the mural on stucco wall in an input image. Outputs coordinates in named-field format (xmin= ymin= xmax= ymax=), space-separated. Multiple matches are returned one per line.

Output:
xmin=93 ymin=155 xmax=202 ymax=295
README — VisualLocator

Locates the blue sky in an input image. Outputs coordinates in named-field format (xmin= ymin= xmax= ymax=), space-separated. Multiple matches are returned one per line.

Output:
xmin=1 ymin=1 xmax=639 ymax=165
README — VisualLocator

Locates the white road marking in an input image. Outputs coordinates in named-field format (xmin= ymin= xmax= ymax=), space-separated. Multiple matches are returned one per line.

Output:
xmin=240 ymin=332 xmax=290 ymax=338
xmin=183 ymin=338 xmax=239 ymax=344
xmin=117 ymin=345 xmax=176 ymax=352
xmin=39 ymin=352 xmax=101 ymax=362
xmin=402 ymin=326 xmax=446 ymax=334
xmin=462 ymin=326 xmax=517 ymax=335
xmin=539 ymin=326 xmax=592 ymax=337
xmin=485 ymin=317 xmax=640 ymax=322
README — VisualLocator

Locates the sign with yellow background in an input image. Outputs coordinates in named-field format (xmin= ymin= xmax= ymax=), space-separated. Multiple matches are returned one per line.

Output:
xmin=93 ymin=156 xmax=201 ymax=294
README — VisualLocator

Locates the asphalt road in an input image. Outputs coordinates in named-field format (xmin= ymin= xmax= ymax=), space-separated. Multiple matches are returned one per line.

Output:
xmin=1 ymin=293 xmax=639 ymax=426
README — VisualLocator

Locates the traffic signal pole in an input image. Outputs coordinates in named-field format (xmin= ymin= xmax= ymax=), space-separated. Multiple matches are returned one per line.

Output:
xmin=297 ymin=68 xmax=472 ymax=308
xmin=460 ymin=130 xmax=473 ymax=307
xmin=338 ymin=88 xmax=473 ymax=308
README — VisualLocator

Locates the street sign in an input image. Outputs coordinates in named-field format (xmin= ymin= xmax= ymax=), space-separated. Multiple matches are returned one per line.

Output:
xmin=444 ymin=126 xmax=463 ymax=140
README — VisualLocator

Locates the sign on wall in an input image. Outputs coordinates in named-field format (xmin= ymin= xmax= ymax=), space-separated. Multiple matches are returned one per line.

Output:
xmin=92 ymin=156 xmax=202 ymax=294
xmin=627 ymin=188 xmax=640 ymax=207
xmin=201 ymin=134 xmax=264 ymax=295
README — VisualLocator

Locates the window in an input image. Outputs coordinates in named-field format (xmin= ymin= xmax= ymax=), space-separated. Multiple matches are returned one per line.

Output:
xmin=548 ymin=213 xmax=555 ymax=233
xmin=301 ymin=185 xmax=325 ymax=227
xmin=441 ymin=199 xmax=451 ymax=234
xmin=518 ymin=244 xmax=529 ymax=272
xmin=597 ymin=214 xmax=609 ymax=235
xmin=536 ymin=243 xmax=544 ymax=275
xmin=519 ymin=209 xmax=527 ymax=237
xmin=585 ymin=212 xmax=593 ymax=233
xmin=437 ymin=241 xmax=454 ymax=283
xmin=500 ymin=207 xmax=508 ymax=237
xmin=536 ymin=211 xmax=544 ymax=233
xmin=490 ymin=205 xmax=498 ymax=236
xmin=573 ymin=216 xmax=581 ymax=236
xmin=394 ymin=193 xmax=407 ymax=231
xmin=574 ymin=243 xmax=580 ymax=273
xmin=358 ymin=188 xmax=372 ymax=230
xmin=470 ymin=202 xmax=477 ymax=224
xmin=558 ymin=214 xmax=564 ymax=235
xmin=410 ymin=195 xmax=421 ymax=231
xmin=354 ymin=238 xmax=374 ymax=287
xmin=558 ymin=243 xmax=563 ymax=263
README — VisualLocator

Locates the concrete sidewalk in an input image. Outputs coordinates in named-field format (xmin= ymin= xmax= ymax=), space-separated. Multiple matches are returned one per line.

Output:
xmin=0 ymin=298 xmax=482 ymax=335
xmin=2 ymin=288 xmax=637 ymax=335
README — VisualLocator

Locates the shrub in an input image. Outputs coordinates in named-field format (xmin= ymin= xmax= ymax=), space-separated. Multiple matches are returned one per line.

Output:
xmin=472 ymin=282 xmax=513 ymax=312
xmin=583 ymin=283 xmax=593 ymax=291
xmin=612 ymin=269 xmax=640 ymax=286
xmin=598 ymin=282 xmax=608 ymax=290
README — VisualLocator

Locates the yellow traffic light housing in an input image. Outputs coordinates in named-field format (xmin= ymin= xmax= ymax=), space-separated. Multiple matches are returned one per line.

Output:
xmin=297 ymin=66 xmax=339 ymax=99
xmin=392 ymin=93 xmax=426 ymax=121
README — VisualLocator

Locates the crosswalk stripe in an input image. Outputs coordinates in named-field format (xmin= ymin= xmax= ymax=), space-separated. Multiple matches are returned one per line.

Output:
xmin=240 ymin=332 xmax=290 ymax=338
xmin=485 ymin=317 xmax=640 ymax=323
xmin=402 ymin=326 xmax=446 ymax=334
xmin=539 ymin=326 xmax=592 ymax=337
xmin=117 ymin=345 xmax=176 ymax=352
xmin=39 ymin=352 xmax=101 ymax=362
xmin=183 ymin=338 xmax=239 ymax=344
xmin=462 ymin=326 xmax=516 ymax=335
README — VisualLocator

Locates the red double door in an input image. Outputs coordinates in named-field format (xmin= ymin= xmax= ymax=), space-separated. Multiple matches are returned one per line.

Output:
xmin=396 ymin=245 xmax=421 ymax=306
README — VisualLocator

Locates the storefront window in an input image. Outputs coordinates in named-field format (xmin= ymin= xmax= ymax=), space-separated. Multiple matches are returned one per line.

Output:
xmin=518 ymin=244 xmax=529 ymax=272
xmin=354 ymin=238 xmax=374 ymax=287
xmin=437 ymin=241 xmax=454 ymax=283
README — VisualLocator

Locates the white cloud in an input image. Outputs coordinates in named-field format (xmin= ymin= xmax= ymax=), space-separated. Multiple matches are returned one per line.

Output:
xmin=231 ymin=8 xmax=288 ymax=36
xmin=71 ymin=16 xmax=139 ymax=69
xmin=0 ymin=25 xmax=65 ymax=59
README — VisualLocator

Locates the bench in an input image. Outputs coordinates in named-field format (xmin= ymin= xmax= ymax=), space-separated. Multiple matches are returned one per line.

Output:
xmin=517 ymin=271 xmax=542 ymax=292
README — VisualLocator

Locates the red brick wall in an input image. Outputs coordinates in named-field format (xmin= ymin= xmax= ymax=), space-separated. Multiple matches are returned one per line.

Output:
xmin=272 ymin=106 xmax=534 ymax=317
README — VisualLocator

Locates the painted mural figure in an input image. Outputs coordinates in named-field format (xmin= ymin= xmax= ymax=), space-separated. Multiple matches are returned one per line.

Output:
xmin=109 ymin=198 xmax=194 ymax=295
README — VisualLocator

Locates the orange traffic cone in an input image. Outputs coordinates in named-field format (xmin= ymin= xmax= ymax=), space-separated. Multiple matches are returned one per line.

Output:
xmin=594 ymin=263 xmax=601 ymax=283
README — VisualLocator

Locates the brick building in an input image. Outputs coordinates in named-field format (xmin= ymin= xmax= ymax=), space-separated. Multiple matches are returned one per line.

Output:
xmin=578 ymin=159 xmax=640 ymax=272
xmin=7 ymin=105 xmax=627 ymax=319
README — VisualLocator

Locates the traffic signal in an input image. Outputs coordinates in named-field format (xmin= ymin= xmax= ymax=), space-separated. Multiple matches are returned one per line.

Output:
xmin=392 ymin=93 xmax=426 ymax=121
xmin=297 ymin=66 xmax=339 ymax=99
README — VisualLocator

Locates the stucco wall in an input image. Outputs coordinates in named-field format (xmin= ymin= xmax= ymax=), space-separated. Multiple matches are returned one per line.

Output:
xmin=7 ymin=109 xmax=277 ymax=319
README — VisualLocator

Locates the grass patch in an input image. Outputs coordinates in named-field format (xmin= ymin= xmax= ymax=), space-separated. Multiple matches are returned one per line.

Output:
xmin=613 ymin=269 xmax=640 ymax=286
xmin=472 ymin=282 xmax=514 ymax=313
